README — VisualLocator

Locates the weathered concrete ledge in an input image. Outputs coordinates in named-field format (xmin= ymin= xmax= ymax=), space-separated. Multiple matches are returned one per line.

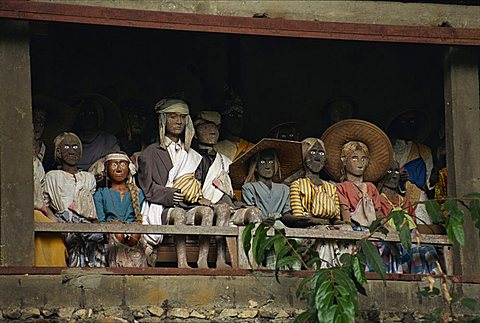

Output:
xmin=0 ymin=269 xmax=479 ymax=321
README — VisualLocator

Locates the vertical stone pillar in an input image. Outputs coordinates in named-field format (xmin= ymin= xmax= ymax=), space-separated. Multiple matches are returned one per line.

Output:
xmin=444 ymin=47 xmax=480 ymax=276
xmin=0 ymin=19 xmax=34 ymax=266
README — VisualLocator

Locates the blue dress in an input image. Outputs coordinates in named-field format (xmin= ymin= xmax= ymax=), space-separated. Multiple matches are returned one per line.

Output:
xmin=94 ymin=187 xmax=145 ymax=223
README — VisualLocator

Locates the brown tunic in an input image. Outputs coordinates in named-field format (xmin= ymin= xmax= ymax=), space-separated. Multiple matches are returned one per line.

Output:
xmin=137 ymin=142 xmax=177 ymax=208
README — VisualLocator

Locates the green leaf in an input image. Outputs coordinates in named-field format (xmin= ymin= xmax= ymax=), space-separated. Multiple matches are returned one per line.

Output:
xmin=318 ymin=304 xmax=338 ymax=323
xmin=275 ymin=256 xmax=299 ymax=270
xmin=359 ymin=240 xmax=387 ymax=280
xmin=242 ymin=222 xmax=255 ymax=268
xmin=399 ymin=226 xmax=412 ymax=250
xmin=369 ymin=218 xmax=383 ymax=233
xmin=460 ymin=297 xmax=478 ymax=311
xmin=251 ymin=223 xmax=269 ymax=264
xmin=445 ymin=199 xmax=463 ymax=222
xmin=392 ymin=210 xmax=404 ymax=231
xmin=352 ymin=256 xmax=367 ymax=285
xmin=337 ymin=297 xmax=356 ymax=320
xmin=424 ymin=200 xmax=444 ymax=224
xmin=293 ymin=311 xmax=312 ymax=323
xmin=333 ymin=269 xmax=357 ymax=294
xmin=258 ymin=234 xmax=283 ymax=261
xmin=273 ymin=235 xmax=285 ymax=254
xmin=378 ymin=227 xmax=389 ymax=235
xmin=452 ymin=220 xmax=465 ymax=246
xmin=339 ymin=253 xmax=352 ymax=267
xmin=464 ymin=193 xmax=480 ymax=199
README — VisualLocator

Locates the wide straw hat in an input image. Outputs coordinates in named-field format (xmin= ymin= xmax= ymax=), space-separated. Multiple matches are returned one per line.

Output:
xmin=321 ymin=119 xmax=393 ymax=182
xmin=229 ymin=138 xmax=303 ymax=188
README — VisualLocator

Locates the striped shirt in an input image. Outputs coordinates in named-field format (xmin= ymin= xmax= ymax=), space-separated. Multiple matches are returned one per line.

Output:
xmin=290 ymin=177 xmax=340 ymax=219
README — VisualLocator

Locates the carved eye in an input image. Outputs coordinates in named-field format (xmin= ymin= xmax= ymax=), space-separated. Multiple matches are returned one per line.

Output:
xmin=319 ymin=151 xmax=325 ymax=156
xmin=268 ymin=160 xmax=274 ymax=164
xmin=72 ymin=145 xmax=78 ymax=150
xmin=260 ymin=160 xmax=266 ymax=164
xmin=64 ymin=145 xmax=69 ymax=150
xmin=387 ymin=170 xmax=393 ymax=174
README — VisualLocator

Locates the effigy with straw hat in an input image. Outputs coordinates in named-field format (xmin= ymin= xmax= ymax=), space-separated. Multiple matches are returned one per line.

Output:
xmin=229 ymin=138 xmax=303 ymax=189
xmin=321 ymin=119 xmax=393 ymax=183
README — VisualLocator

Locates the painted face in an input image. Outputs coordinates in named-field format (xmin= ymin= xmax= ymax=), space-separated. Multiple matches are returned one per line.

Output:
xmin=78 ymin=102 xmax=100 ymax=131
xmin=344 ymin=149 xmax=369 ymax=177
xmin=383 ymin=162 xmax=401 ymax=189
xmin=223 ymin=111 xmax=243 ymax=136
xmin=328 ymin=100 xmax=354 ymax=123
xmin=33 ymin=112 xmax=45 ymax=140
xmin=256 ymin=149 xmax=276 ymax=180
xmin=165 ymin=112 xmax=187 ymax=137
xmin=107 ymin=159 xmax=130 ymax=183
xmin=59 ymin=135 xmax=81 ymax=166
xmin=128 ymin=111 xmax=146 ymax=135
xmin=275 ymin=125 xmax=300 ymax=141
xmin=195 ymin=121 xmax=219 ymax=145
xmin=304 ymin=142 xmax=326 ymax=173
xmin=393 ymin=112 xmax=418 ymax=141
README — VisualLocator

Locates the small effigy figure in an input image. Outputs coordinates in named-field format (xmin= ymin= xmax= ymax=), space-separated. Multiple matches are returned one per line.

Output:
xmin=321 ymin=120 xmax=393 ymax=230
xmin=266 ymin=122 xmax=304 ymax=142
xmin=189 ymin=111 xmax=263 ymax=268
xmin=386 ymin=109 xmax=435 ymax=225
xmin=283 ymin=138 xmax=349 ymax=268
xmin=93 ymin=152 xmax=147 ymax=267
xmin=214 ymin=103 xmax=254 ymax=162
xmin=44 ymin=132 xmax=106 ymax=267
xmin=231 ymin=138 xmax=302 ymax=269
xmin=33 ymin=108 xmax=47 ymax=163
xmin=74 ymin=95 xmax=121 ymax=170
xmin=33 ymin=109 xmax=68 ymax=267
xmin=377 ymin=161 xmax=440 ymax=274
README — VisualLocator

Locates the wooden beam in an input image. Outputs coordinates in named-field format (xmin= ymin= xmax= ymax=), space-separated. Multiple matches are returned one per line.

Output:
xmin=444 ymin=47 xmax=480 ymax=276
xmin=1 ymin=1 xmax=480 ymax=45
xmin=35 ymin=222 xmax=239 ymax=236
xmin=35 ymin=223 xmax=451 ymax=245
xmin=0 ymin=20 xmax=34 ymax=266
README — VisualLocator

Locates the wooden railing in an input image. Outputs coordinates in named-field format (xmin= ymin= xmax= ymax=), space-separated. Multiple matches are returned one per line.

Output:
xmin=35 ymin=223 xmax=453 ymax=274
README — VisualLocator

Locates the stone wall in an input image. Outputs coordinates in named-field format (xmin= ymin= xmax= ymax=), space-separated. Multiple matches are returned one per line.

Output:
xmin=0 ymin=271 xmax=479 ymax=321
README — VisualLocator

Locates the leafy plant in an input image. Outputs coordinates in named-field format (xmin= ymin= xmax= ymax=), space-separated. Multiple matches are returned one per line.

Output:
xmin=243 ymin=194 xmax=480 ymax=323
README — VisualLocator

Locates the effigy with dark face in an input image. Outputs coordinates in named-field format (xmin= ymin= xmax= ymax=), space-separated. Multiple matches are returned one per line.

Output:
xmin=43 ymin=132 xmax=106 ymax=268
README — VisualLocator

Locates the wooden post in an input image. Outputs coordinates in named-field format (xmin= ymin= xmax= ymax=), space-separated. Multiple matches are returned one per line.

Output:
xmin=444 ymin=46 xmax=480 ymax=276
xmin=0 ymin=19 xmax=34 ymax=266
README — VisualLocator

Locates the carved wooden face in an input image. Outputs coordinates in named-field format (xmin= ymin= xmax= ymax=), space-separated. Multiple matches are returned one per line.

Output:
xmin=382 ymin=161 xmax=400 ymax=189
xmin=58 ymin=135 xmax=81 ymax=166
xmin=78 ymin=102 xmax=101 ymax=131
xmin=343 ymin=149 xmax=369 ymax=177
xmin=222 ymin=111 xmax=243 ymax=136
xmin=165 ymin=112 xmax=186 ymax=137
xmin=106 ymin=159 xmax=129 ymax=184
xmin=195 ymin=121 xmax=219 ymax=145
xmin=392 ymin=111 xmax=418 ymax=141
xmin=256 ymin=149 xmax=276 ymax=180
xmin=33 ymin=111 xmax=46 ymax=140
xmin=304 ymin=142 xmax=326 ymax=174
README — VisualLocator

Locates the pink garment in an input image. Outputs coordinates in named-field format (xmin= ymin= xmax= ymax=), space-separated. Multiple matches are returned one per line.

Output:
xmin=336 ymin=181 xmax=381 ymax=212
